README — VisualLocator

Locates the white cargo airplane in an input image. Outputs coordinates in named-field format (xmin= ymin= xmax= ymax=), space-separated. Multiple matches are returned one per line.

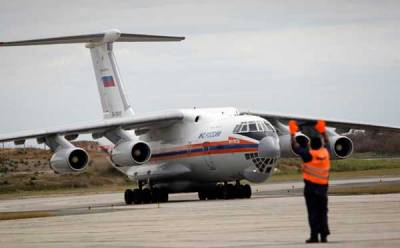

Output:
xmin=1 ymin=29 xmax=399 ymax=204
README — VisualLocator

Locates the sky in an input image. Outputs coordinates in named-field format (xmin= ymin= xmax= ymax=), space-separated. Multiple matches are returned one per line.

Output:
xmin=0 ymin=0 xmax=399 ymax=145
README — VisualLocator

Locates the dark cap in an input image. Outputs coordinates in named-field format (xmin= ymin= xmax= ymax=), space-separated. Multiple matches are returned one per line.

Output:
xmin=310 ymin=136 xmax=323 ymax=150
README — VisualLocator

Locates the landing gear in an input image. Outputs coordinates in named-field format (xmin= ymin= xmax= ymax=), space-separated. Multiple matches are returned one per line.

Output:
xmin=198 ymin=191 xmax=207 ymax=201
xmin=243 ymin=184 xmax=252 ymax=199
xmin=133 ymin=189 xmax=142 ymax=204
xmin=124 ymin=189 xmax=133 ymax=205
xmin=198 ymin=183 xmax=252 ymax=201
xmin=124 ymin=187 xmax=169 ymax=205
xmin=142 ymin=188 xmax=152 ymax=204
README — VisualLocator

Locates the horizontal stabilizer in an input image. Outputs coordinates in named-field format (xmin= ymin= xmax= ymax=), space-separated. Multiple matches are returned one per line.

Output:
xmin=0 ymin=29 xmax=185 ymax=46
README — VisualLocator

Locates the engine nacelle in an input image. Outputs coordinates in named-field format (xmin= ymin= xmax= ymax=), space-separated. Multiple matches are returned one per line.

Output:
xmin=111 ymin=141 xmax=151 ymax=167
xmin=50 ymin=148 xmax=89 ymax=174
xmin=329 ymin=135 xmax=353 ymax=159
xmin=279 ymin=134 xmax=310 ymax=157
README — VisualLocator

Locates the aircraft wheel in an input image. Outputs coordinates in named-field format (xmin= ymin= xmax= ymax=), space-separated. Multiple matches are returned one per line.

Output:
xmin=160 ymin=188 xmax=169 ymax=203
xmin=198 ymin=191 xmax=206 ymax=200
xmin=222 ymin=184 xmax=233 ymax=199
xmin=228 ymin=184 xmax=236 ymax=199
xmin=133 ymin=189 xmax=142 ymax=204
xmin=216 ymin=184 xmax=224 ymax=199
xmin=236 ymin=185 xmax=245 ymax=199
xmin=207 ymin=187 xmax=217 ymax=200
xmin=243 ymin=184 xmax=252 ymax=199
xmin=124 ymin=189 xmax=133 ymax=205
xmin=151 ymin=188 xmax=161 ymax=203
xmin=222 ymin=185 xmax=228 ymax=199
xmin=142 ymin=188 xmax=152 ymax=204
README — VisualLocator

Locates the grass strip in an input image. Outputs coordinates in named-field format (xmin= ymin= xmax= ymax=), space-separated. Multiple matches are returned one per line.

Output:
xmin=0 ymin=211 xmax=54 ymax=221
xmin=330 ymin=182 xmax=400 ymax=195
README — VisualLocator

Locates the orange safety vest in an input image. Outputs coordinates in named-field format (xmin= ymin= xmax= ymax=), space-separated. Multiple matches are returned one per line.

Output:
xmin=303 ymin=148 xmax=330 ymax=185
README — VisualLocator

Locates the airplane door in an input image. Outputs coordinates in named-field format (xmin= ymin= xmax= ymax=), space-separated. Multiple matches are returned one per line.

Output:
xmin=202 ymin=142 xmax=216 ymax=170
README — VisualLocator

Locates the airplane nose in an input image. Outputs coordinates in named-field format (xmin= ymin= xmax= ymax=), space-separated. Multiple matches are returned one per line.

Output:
xmin=258 ymin=136 xmax=280 ymax=158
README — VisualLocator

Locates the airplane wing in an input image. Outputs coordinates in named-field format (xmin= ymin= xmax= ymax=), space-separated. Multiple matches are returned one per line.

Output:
xmin=242 ymin=111 xmax=400 ymax=133
xmin=0 ymin=111 xmax=184 ymax=144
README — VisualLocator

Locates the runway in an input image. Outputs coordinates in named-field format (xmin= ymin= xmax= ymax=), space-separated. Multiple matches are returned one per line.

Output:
xmin=0 ymin=177 xmax=400 ymax=248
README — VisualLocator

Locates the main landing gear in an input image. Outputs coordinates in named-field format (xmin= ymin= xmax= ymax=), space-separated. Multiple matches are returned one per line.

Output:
xmin=124 ymin=187 xmax=169 ymax=205
xmin=198 ymin=182 xmax=252 ymax=200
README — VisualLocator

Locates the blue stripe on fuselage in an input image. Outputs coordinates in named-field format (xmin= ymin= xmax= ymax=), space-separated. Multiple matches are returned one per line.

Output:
xmin=152 ymin=143 xmax=258 ymax=158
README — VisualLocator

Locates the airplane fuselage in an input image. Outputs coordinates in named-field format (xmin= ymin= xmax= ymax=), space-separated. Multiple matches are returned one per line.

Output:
xmin=123 ymin=107 xmax=280 ymax=192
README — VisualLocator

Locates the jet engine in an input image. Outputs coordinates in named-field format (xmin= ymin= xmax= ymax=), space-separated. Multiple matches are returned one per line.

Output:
xmin=329 ymin=135 xmax=353 ymax=159
xmin=111 ymin=141 xmax=151 ymax=167
xmin=279 ymin=133 xmax=310 ymax=157
xmin=50 ymin=148 xmax=89 ymax=174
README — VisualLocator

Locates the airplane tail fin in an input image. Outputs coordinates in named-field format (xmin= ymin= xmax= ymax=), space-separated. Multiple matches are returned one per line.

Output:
xmin=1 ymin=29 xmax=184 ymax=119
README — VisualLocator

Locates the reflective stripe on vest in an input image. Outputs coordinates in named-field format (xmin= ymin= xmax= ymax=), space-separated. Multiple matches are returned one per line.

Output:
xmin=303 ymin=148 xmax=330 ymax=185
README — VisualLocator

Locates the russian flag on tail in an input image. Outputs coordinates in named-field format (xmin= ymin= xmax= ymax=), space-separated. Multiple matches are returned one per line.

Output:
xmin=102 ymin=76 xmax=115 ymax=87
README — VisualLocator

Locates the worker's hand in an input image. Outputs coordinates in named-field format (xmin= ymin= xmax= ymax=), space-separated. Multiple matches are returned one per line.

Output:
xmin=315 ymin=120 xmax=326 ymax=133
xmin=289 ymin=120 xmax=298 ymax=135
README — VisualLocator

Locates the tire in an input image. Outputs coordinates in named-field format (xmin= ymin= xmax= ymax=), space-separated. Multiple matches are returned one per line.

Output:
xmin=142 ymin=188 xmax=152 ymax=204
xmin=243 ymin=184 xmax=252 ymax=199
xmin=222 ymin=184 xmax=234 ymax=199
xmin=198 ymin=191 xmax=206 ymax=200
xmin=216 ymin=184 xmax=224 ymax=199
xmin=133 ymin=189 xmax=142 ymax=204
xmin=160 ymin=188 xmax=169 ymax=203
xmin=124 ymin=189 xmax=133 ymax=205
xmin=152 ymin=188 xmax=161 ymax=203
xmin=235 ymin=185 xmax=245 ymax=199
xmin=207 ymin=188 xmax=217 ymax=200
xmin=227 ymin=184 xmax=235 ymax=199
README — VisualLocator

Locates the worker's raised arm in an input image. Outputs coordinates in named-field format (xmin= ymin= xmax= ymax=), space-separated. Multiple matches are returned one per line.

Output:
xmin=289 ymin=120 xmax=312 ymax=163
xmin=289 ymin=120 xmax=299 ymax=148
xmin=315 ymin=120 xmax=331 ymax=151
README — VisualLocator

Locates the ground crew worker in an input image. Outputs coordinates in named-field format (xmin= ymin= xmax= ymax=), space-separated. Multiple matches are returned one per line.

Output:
xmin=289 ymin=120 xmax=331 ymax=243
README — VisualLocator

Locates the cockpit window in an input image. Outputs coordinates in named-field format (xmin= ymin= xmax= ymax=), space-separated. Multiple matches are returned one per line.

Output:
xmin=234 ymin=121 xmax=275 ymax=134
xmin=249 ymin=122 xmax=257 ymax=132
xmin=233 ymin=124 xmax=241 ymax=134
xmin=240 ymin=123 xmax=248 ymax=132
xmin=257 ymin=122 xmax=264 ymax=132
xmin=264 ymin=121 xmax=274 ymax=130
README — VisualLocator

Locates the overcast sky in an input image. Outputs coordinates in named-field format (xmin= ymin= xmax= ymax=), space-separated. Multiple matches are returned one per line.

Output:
xmin=0 ymin=0 xmax=399 ymax=144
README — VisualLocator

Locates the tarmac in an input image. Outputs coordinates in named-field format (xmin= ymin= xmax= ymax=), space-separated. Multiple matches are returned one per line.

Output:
xmin=0 ymin=177 xmax=400 ymax=248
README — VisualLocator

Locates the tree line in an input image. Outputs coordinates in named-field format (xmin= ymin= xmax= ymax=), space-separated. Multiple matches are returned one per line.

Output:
xmin=347 ymin=131 xmax=400 ymax=154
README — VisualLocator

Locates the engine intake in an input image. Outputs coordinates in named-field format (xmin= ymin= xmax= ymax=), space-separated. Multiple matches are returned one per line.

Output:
xmin=279 ymin=134 xmax=309 ymax=157
xmin=329 ymin=136 xmax=353 ymax=159
xmin=131 ymin=142 xmax=151 ymax=163
xmin=50 ymin=148 xmax=89 ymax=174
xmin=111 ymin=141 xmax=151 ymax=167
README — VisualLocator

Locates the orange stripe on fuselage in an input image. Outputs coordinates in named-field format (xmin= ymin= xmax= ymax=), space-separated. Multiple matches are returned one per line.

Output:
xmin=150 ymin=137 xmax=258 ymax=162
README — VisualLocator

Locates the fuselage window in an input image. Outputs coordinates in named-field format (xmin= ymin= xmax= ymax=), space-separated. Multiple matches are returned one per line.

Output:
xmin=195 ymin=116 xmax=200 ymax=122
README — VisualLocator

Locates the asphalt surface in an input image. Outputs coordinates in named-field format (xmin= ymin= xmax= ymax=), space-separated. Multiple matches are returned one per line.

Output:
xmin=0 ymin=177 xmax=399 ymax=248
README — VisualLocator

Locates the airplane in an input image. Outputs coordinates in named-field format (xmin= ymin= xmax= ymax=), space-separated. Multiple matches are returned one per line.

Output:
xmin=1 ymin=29 xmax=399 ymax=205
